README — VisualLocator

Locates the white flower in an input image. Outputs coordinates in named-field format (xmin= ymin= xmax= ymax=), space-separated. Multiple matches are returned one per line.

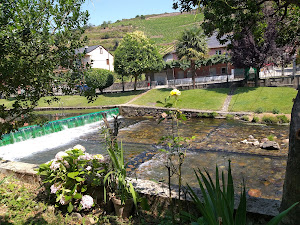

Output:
xmin=62 ymin=160 xmax=70 ymax=168
xmin=80 ymin=195 xmax=94 ymax=209
xmin=161 ymin=112 xmax=167 ymax=118
xmin=93 ymin=154 xmax=104 ymax=162
xmin=78 ymin=153 xmax=93 ymax=161
xmin=50 ymin=183 xmax=61 ymax=194
xmin=86 ymin=166 xmax=92 ymax=171
xmin=73 ymin=144 xmax=86 ymax=152
xmin=59 ymin=196 xmax=69 ymax=205
xmin=55 ymin=151 xmax=68 ymax=161
xmin=50 ymin=160 xmax=60 ymax=170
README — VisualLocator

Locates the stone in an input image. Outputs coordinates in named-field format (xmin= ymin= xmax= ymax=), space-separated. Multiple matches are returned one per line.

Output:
xmin=282 ymin=139 xmax=289 ymax=144
xmin=47 ymin=206 xmax=55 ymax=213
xmin=252 ymin=141 xmax=260 ymax=146
xmin=261 ymin=138 xmax=269 ymax=143
xmin=241 ymin=139 xmax=248 ymax=144
xmin=85 ymin=217 xmax=96 ymax=225
xmin=71 ymin=212 xmax=82 ymax=220
xmin=248 ymin=135 xmax=255 ymax=140
xmin=260 ymin=141 xmax=280 ymax=150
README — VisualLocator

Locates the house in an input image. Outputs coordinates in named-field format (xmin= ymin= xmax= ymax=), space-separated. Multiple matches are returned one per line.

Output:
xmin=146 ymin=34 xmax=241 ymax=85
xmin=75 ymin=45 xmax=114 ymax=71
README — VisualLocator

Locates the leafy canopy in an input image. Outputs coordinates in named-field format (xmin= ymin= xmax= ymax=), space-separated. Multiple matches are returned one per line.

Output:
xmin=176 ymin=27 xmax=208 ymax=61
xmin=85 ymin=69 xmax=114 ymax=94
xmin=0 ymin=0 xmax=89 ymax=135
xmin=114 ymin=31 xmax=163 ymax=77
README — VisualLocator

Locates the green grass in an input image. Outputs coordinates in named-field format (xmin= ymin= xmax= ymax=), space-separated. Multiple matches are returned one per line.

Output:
xmin=0 ymin=91 xmax=143 ymax=108
xmin=229 ymin=87 xmax=297 ymax=114
xmin=86 ymin=12 xmax=203 ymax=54
xmin=131 ymin=88 xmax=229 ymax=111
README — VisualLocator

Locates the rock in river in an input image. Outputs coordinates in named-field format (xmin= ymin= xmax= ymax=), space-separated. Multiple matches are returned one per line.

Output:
xmin=260 ymin=141 xmax=280 ymax=150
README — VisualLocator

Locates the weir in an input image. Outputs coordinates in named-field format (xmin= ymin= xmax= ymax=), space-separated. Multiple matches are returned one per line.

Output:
xmin=0 ymin=108 xmax=119 ymax=147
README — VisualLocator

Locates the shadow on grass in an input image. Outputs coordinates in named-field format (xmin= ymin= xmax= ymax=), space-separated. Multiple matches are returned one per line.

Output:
xmin=102 ymin=90 xmax=144 ymax=98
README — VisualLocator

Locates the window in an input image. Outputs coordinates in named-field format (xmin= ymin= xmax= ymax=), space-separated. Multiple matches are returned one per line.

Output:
xmin=106 ymin=59 xmax=109 ymax=65
xmin=210 ymin=67 xmax=216 ymax=75
xmin=100 ymin=48 xmax=103 ymax=54
xmin=216 ymin=50 xmax=222 ymax=55
xmin=221 ymin=67 xmax=227 ymax=74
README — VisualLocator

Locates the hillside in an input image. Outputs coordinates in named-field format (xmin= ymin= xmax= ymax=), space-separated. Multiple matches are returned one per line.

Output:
xmin=84 ymin=11 xmax=203 ymax=55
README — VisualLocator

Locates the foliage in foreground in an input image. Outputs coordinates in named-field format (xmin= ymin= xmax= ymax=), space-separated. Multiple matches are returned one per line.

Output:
xmin=187 ymin=161 xmax=298 ymax=225
xmin=38 ymin=145 xmax=108 ymax=213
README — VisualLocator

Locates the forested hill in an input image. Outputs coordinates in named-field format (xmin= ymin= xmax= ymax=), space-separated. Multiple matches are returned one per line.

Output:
xmin=84 ymin=11 xmax=203 ymax=55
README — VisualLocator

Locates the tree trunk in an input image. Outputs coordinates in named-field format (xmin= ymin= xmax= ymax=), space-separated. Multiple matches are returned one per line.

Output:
xmin=122 ymin=75 xmax=125 ymax=92
xmin=280 ymin=90 xmax=300 ymax=225
xmin=191 ymin=60 xmax=196 ymax=89
xmin=134 ymin=75 xmax=137 ymax=91
xmin=255 ymin=67 xmax=260 ymax=87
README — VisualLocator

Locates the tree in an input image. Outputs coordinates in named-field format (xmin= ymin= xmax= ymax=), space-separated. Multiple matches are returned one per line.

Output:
xmin=0 ymin=0 xmax=89 ymax=135
xmin=114 ymin=31 xmax=163 ymax=91
xmin=176 ymin=27 xmax=208 ymax=89
xmin=85 ymin=68 xmax=114 ymax=94
xmin=174 ymin=1 xmax=300 ymax=224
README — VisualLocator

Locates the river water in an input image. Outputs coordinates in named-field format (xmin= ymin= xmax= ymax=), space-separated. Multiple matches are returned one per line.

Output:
xmin=0 ymin=109 xmax=289 ymax=200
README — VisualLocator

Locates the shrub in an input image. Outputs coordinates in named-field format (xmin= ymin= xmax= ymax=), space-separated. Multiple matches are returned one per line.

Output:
xmin=241 ymin=115 xmax=249 ymax=121
xmin=276 ymin=115 xmax=290 ymax=123
xmin=198 ymin=112 xmax=219 ymax=118
xmin=272 ymin=108 xmax=280 ymax=114
xmin=85 ymin=68 xmax=115 ymax=94
xmin=262 ymin=115 xmax=279 ymax=124
xmin=38 ymin=145 xmax=109 ymax=212
xmin=252 ymin=116 xmax=260 ymax=123
xmin=226 ymin=114 xmax=234 ymax=120
xmin=140 ymin=15 xmax=145 ymax=20
xmin=254 ymin=107 xmax=264 ymax=114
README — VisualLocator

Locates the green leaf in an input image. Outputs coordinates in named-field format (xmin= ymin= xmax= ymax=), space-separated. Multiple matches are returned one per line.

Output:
xmin=75 ymin=177 xmax=85 ymax=182
xmin=81 ymin=185 xmax=87 ymax=193
xmin=266 ymin=202 xmax=299 ymax=225
xmin=67 ymin=202 xmax=74 ymax=213
xmin=73 ymin=193 xmax=82 ymax=199
xmin=67 ymin=172 xmax=79 ymax=179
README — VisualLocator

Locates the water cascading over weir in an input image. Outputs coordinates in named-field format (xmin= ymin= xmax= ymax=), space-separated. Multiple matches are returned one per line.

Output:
xmin=0 ymin=108 xmax=119 ymax=147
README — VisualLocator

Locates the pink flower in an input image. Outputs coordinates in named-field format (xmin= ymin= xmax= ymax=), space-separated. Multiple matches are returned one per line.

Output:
xmin=161 ymin=112 xmax=167 ymax=118
xmin=80 ymin=195 xmax=94 ymax=209
xmin=55 ymin=151 xmax=68 ymax=161
xmin=50 ymin=160 xmax=60 ymax=170
xmin=62 ymin=160 xmax=70 ymax=168
xmin=50 ymin=183 xmax=61 ymax=194
xmin=78 ymin=153 xmax=93 ymax=161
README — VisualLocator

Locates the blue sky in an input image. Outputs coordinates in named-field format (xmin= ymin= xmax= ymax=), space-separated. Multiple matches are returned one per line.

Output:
xmin=83 ymin=0 xmax=179 ymax=26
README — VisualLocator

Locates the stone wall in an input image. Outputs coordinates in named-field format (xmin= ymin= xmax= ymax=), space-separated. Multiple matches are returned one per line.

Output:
xmin=0 ymin=160 xmax=281 ymax=218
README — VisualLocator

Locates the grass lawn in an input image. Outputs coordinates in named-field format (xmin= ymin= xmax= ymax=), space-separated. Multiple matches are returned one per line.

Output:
xmin=131 ymin=88 xmax=229 ymax=111
xmin=0 ymin=91 xmax=143 ymax=108
xmin=229 ymin=87 xmax=297 ymax=114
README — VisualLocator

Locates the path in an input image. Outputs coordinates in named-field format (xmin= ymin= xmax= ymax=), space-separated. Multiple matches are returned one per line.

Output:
xmin=220 ymin=86 xmax=236 ymax=112
xmin=124 ymin=89 xmax=151 ymax=105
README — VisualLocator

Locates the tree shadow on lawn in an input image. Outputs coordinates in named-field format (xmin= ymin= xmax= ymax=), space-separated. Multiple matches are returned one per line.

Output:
xmin=102 ymin=90 xmax=144 ymax=98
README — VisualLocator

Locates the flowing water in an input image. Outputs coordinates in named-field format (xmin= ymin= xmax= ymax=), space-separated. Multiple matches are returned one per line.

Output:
xmin=0 ymin=110 xmax=289 ymax=200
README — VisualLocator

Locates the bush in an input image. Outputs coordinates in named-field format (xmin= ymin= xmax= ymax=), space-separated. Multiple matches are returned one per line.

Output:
xmin=140 ymin=15 xmax=145 ymax=20
xmin=272 ymin=108 xmax=280 ymax=114
xmin=38 ymin=145 xmax=109 ymax=212
xmin=262 ymin=115 xmax=279 ymax=124
xmin=252 ymin=116 xmax=260 ymax=123
xmin=85 ymin=68 xmax=114 ymax=94
xmin=226 ymin=114 xmax=234 ymax=120
xmin=198 ymin=112 xmax=219 ymax=118
xmin=241 ymin=115 xmax=249 ymax=121
xmin=255 ymin=107 xmax=264 ymax=114
xmin=276 ymin=115 xmax=290 ymax=123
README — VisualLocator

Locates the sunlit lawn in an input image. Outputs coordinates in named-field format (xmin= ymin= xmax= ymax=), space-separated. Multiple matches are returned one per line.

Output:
xmin=132 ymin=88 xmax=229 ymax=111
xmin=0 ymin=91 xmax=143 ymax=108
xmin=229 ymin=87 xmax=297 ymax=114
